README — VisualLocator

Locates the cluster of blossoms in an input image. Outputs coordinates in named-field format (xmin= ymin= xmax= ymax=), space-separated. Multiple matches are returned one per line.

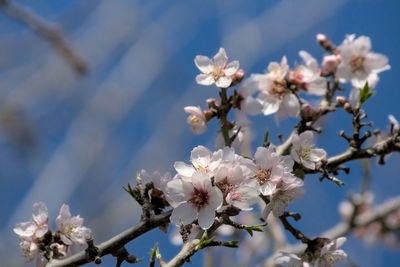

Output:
xmin=14 ymin=202 xmax=92 ymax=266
xmin=15 ymin=33 xmax=395 ymax=267
xmin=275 ymin=237 xmax=348 ymax=267
xmin=163 ymin=145 xmax=306 ymax=229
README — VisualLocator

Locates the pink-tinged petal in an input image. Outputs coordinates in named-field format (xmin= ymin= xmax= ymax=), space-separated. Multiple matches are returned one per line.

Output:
xmin=35 ymin=225 xmax=48 ymax=238
xmin=254 ymin=147 xmax=270 ymax=170
xmin=198 ymin=206 xmax=216 ymax=229
xmin=271 ymin=200 xmax=286 ymax=217
xmin=290 ymin=148 xmax=300 ymax=164
xmin=353 ymin=36 xmax=371 ymax=55
xmin=336 ymin=64 xmax=352 ymax=82
xmin=302 ymin=160 xmax=315 ymax=170
xmin=184 ymin=106 xmax=203 ymax=117
xmin=282 ymin=94 xmax=300 ymax=118
xmin=334 ymin=237 xmax=347 ymax=249
xmin=191 ymin=172 xmax=212 ymax=192
xmin=239 ymin=75 xmax=261 ymax=96
xmin=260 ymin=182 xmax=277 ymax=196
xmin=213 ymin=48 xmax=228 ymax=68
xmin=224 ymin=60 xmax=240 ymax=75
xmin=61 ymin=234 xmax=73 ymax=245
xmin=258 ymin=93 xmax=280 ymax=115
xmin=262 ymin=204 xmax=273 ymax=219
xmin=174 ymin=161 xmax=195 ymax=177
xmin=166 ymin=179 xmax=189 ymax=207
xmin=241 ymin=96 xmax=263 ymax=115
xmin=215 ymin=76 xmax=232 ymax=88
xmin=208 ymin=187 xmax=223 ymax=210
xmin=170 ymin=203 xmax=197 ymax=226
xmin=194 ymin=55 xmax=213 ymax=74
xmin=14 ymin=222 xmax=36 ymax=237
xmin=310 ymin=148 xmax=327 ymax=161
xmin=364 ymin=53 xmax=389 ymax=73
xmin=299 ymin=131 xmax=314 ymax=147
xmin=307 ymin=77 xmax=327 ymax=95
xmin=32 ymin=202 xmax=48 ymax=225
xmin=196 ymin=74 xmax=214 ymax=86
xmin=291 ymin=133 xmax=301 ymax=148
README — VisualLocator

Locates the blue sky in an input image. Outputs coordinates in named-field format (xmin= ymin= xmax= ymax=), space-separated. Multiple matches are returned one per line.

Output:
xmin=0 ymin=0 xmax=399 ymax=266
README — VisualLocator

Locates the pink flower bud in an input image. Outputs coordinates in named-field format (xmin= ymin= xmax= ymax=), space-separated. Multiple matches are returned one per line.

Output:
xmin=206 ymin=98 xmax=219 ymax=109
xmin=322 ymin=55 xmax=339 ymax=72
xmin=344 ymin=102 xmax=353 ymax=113
xmin=316 ymin=33 xmax=328 ymax=43
xmin=336 ymin=96 xmax=348 ymax=105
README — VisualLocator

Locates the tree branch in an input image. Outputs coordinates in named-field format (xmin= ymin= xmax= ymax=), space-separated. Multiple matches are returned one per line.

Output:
xmin=46 ymin=210 xmax=172 ymax=267
xmin=0 ymin=0 xmax=88 ymax=74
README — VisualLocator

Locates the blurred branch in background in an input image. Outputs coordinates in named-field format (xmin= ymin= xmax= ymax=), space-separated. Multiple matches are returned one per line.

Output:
xmin=0 ymin=0 xmax=88 ymax=74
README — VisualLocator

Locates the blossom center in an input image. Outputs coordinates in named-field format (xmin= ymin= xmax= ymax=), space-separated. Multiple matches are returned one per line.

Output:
xmin=189 ymin=116 xmax=200 ymax=125
xmin=271 ymin=80 xmax=289 ymax=99
xmin=190 ymin=188 xmax=210 ymax=209
xmin=297 ymin=146 xmax=311 ymax=161
xmin=350 ymin=55 xmax=365 ymax=73
xmin=256 ymin=168 xmax=272 ymax=185
xmin=196 ymin=165 xmax=210 ymax=173
xmin=212 ymin=66 xmax=225 ymax=81
xmin=216 ymin=178 xmax=235 ymax=198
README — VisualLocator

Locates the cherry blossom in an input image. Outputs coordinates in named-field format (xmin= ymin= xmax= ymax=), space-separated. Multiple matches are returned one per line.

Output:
xmin=263 ymin=174 xmax=305 ymax=218
xmin=184 ymin=106 xmax=208 ymax=134
xmin=290 ymin=51 xmax=326 ymax=95
xmin=291 ymin=131 xmax=327 ymax=170
xmin=140 ymin=169 xmax=171 ymax=193
xmin=314 ymin=237 xmax=348 ymax=267
xmin=17 ymin=237 xmax=48 ymax=267
xmin=167 ymin=172 xmax=223 ymax=229
xmin=252 ymin=146 xmax=284 ymax=195
xmin=56 ymin=204 xmax=92 ymax=247
xmin=336 ymin=34 xmax=390 ymax=89
xmin=14 ymin=202 xmax=49 ymax=239
xmin=174 ymin=145 xmax=222 ymax=179
xmin=274 ymin=252 xmax=310 ymax=267
xmin=194 ymin=48 xmax=239 ymax=88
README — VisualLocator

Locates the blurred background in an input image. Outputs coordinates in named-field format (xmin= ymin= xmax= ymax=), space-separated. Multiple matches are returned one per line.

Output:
xmin=0 ymin=0 xmax=399 ymax=266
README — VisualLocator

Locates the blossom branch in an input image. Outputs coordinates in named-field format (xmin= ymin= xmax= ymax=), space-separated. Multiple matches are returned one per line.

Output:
xmin=46 ymin=210 xmax=172 ymax=267
xmin=0 ymin=0 xmax=88 ymax=74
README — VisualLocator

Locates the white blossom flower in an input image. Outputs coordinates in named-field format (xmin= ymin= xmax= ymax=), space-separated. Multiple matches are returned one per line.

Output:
xmin=214 ymin=164 xmax=259 ymax=210
xmin=252 ymin=146 xmax=284 ymax=195
xmin=291 ymin=131 xmax=326 ymax=170
xmin=140 ymin=169 xmax=171 ymax=193
xmin=174 ymin=145 xmax=222 ymax=179
xmin=14 ymin=202 xmax=49 ymax=239
xmin=274 ymin=252 xmax=310 ymax=267
xmin=17 ymin=237 xmax=48 ymax=266
xmin=263 ymin=174 xmax=305 ymax=218
xmin=241 ymin=57 xmax=300 ymax=120
xmin=388 ymin=114 xmax=399 ymax=132
xmin=314 ymin=237 xmax=348 ymax=267
xmin=56 ymin=204 xmax=92 ymax=246
xmin=184 ymin=106 xmax=208 ymax=134
xmin=168 ymin=172 xmax=223 ymax=229
xmin=194 ymin=48 xmax=239 ymax=88
xmin=336 ymin=34 xmax=390 ymax=88
xmin=290 ymin=51 xmax=326 ymax=96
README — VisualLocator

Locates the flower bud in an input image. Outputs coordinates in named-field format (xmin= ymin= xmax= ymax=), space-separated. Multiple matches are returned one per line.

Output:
xmin=206 ymin=98 xmax=219 ymax=109
xmin=344 ymin=102 xmax=353 ymax=113
xmin=230 ymin=69 xmax=246 ymax=86
xmin=316 ymin=33 xmax=328 ymax=43
xmin=336 ymin=96 xmax=348 ymax=106
xmin=322 ymin=54 xmax=340 ymax=72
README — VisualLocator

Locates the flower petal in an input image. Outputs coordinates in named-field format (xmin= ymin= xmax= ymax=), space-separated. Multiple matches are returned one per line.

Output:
xmin=213 ymin=48 xmax=228 ymax=68
xmin=198 ymin=206 xmax=216 ymax=229
xmin=194 ymin=55 xmax=213 ymax=74
xmin=170 ymin=203 xmax=197 ymax=226
xmin=196 ymin=74 xmax=214 ymax=86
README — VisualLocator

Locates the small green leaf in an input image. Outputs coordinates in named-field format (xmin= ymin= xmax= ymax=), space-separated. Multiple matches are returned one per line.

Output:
xmin=332 ymin=177 xmax=345 ymax=187
xmin=196 ymin=231 xmax=215 ymax=250
xmin=357 ymin=82 xmax=375 ymax=108
xmin=149 ymin=243 xmax=161 ymax=261
xmin=244 ymin=223 xmax=268 ymax=236
xmin=221 ymin=240 xmax=239 ymax=248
